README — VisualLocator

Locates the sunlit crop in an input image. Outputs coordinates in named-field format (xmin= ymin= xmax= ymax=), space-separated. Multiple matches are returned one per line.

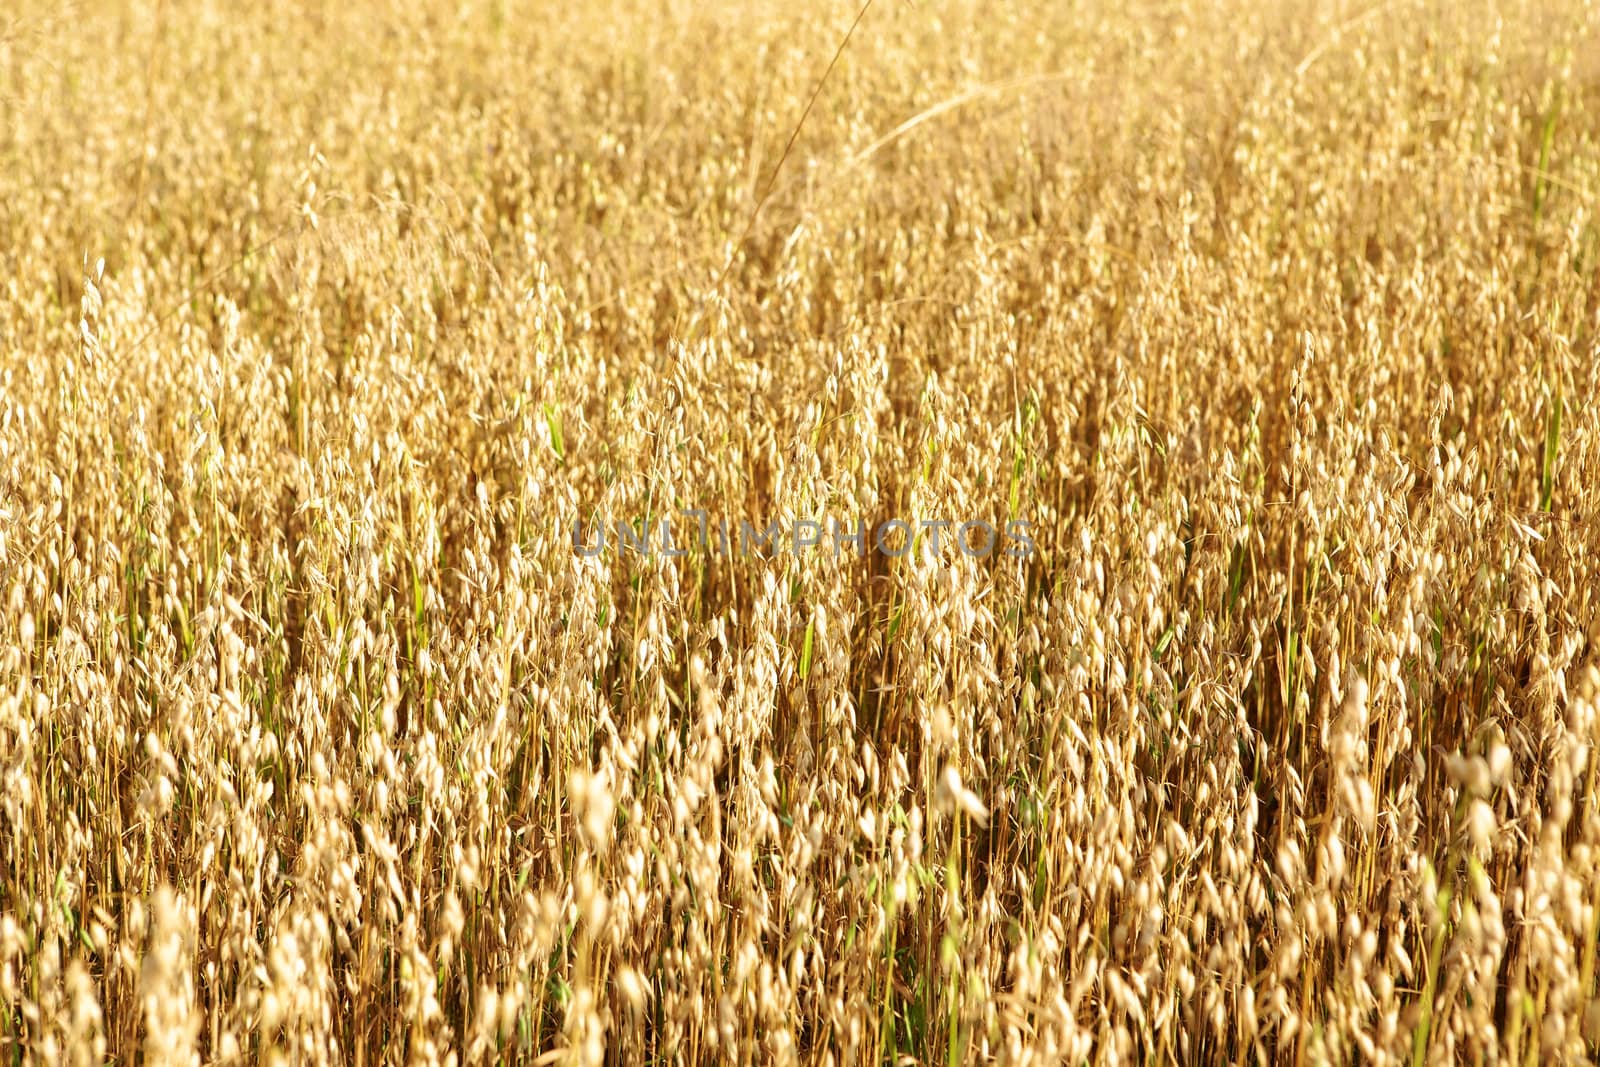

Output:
xmin=3 ymin=0 xmax=1600 ymax=1062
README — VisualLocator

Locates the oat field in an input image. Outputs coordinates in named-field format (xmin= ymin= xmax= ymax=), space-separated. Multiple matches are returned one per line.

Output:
xmin=3 ymin=0 xmax=1600 ymax=1063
